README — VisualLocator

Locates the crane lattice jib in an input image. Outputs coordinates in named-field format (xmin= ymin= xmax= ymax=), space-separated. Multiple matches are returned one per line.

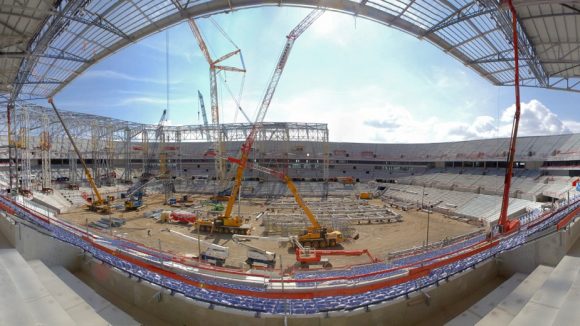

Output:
xmin=248 ymin=162 xmax=321 ymax=230
xmin=197 ymin=91 xmax=210 ymax=140
xmin=223 ymin=9 xmax=324 ymax=218
xmin=48 ymin=98 xmax=104 ymax=205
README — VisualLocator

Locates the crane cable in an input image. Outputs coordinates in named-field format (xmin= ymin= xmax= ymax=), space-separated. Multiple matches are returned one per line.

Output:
xmin=166 ymin=29 xmax=170 ymax=119
xmin=210 ymin=17 xmax=240 ymax=50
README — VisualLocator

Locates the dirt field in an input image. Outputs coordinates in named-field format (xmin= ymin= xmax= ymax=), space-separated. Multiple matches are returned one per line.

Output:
xmin=58 ymin=193 xmax=481 ymax=269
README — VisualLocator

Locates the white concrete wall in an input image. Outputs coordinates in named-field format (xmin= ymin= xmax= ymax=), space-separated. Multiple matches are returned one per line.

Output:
xmin=498 ymin=218 xmax=580 ymax=275
xmin=0 ymin=214 xmax=82 ymax=270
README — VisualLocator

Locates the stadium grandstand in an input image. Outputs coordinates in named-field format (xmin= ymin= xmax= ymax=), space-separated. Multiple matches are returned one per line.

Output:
xmin=2 ymin=1 xmax=580 ymax=325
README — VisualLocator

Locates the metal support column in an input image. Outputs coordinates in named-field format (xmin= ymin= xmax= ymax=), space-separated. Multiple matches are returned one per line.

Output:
xmin=124 ymin=127 xmax=132 ymax=183
xmin=40 ymin=113 xmax=52 ymax=190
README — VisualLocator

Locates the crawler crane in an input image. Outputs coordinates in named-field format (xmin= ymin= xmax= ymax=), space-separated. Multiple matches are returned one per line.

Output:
xmin=49 ymin=98 xmax=111 ymax=213
xmin=197 ymin=9 xmax=324 ymax=235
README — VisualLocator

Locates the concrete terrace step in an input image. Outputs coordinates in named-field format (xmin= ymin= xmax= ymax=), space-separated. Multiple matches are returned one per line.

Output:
xmin=0 ymin=249 xmax=76 ymax=325
xmin=28 ymin=260 xmax=109 ymax=326
xmin=48 ymin=265 xmax=139 ymax=326
xmin=477 ymin=265 xmax=554 ymax=325
xmin=552 ymin=268 xmax=580 ymax=325
xmin=509 ymin=244 xmax=580 ymax=326
xmin=0 ymin=249 xmax=36 ymax=325
xmin=446 ymin=273 xmax=527 ymax=326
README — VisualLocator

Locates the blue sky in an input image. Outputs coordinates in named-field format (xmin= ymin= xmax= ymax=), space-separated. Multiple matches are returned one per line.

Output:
xmin=55 ymin=7 xmax=580 ymax=143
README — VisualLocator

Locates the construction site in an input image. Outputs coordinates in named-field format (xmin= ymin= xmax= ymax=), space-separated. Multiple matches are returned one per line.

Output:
xmin=2 ymin=1 xmax=580 ymax=325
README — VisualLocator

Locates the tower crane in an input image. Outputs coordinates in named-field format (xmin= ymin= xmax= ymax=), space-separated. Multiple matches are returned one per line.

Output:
xmin=199 ymin=10 xmax=324 ymax=235
xmin=170 ymin=0 xmax=246 ymax=185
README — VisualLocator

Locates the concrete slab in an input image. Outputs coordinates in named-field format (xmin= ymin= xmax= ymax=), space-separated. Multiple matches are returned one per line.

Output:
xmin=508 ymin=301 xmax=559 ymax=326
xmin=509 ymin=239 xmax=580 ymax=326
xmin=0 ymin=249 xmax=36 ymax=325
xmin=527 ymin=255 xmax=580 ymax=310
xmin=551 ymin=259 xmax=580 ymax=326
xmin=446 ymin=309 xmax=481 ymax=326
xmin=446 ymin=273 xmax=525 ymax=326
xmin=50 ymin=265 xmax=139 ymax=326
xmin=0 ymin=249 xmax=76 ymax=325
xmin=477 ymin=265 xmax=554 ymax=326
xmin=28 ymin=260 xmax=109 ymax=326
xmin=0 ymin=230 xmax=11 ymax=249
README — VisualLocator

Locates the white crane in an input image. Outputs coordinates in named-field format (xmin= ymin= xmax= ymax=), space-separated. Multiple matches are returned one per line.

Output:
xmin=170 ymin=0 xmax=246 ymax=183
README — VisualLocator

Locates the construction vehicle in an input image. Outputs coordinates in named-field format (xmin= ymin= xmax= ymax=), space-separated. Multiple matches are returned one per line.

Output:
xmin=49 ymin=98 xmax=110 ymax=214
xmin=169 ymin=210 xmax=197 ymax=224
xmin=358 ymin=192 xmax=373 ymax=200
xmin=337 ymin=176 xmax=355 ymax=185
xmin=124 ymin=191 xmax=144 ymax=211
xmin=168 ymin=229 xmax=229 ymax=266
xmin=221 ymin=156 xmax=343 ymax=248
xmin=290 ymin=236 xmax=378 ymax=269
xmin=197 ymin=10 xmax=323 ymax=236
xmin=171 ymin=0 xmax=246 ymax=185
xmin=232 ymin=234 xmax=280 ymax=268
xmin=295 ymin=247 xmax=378 ymax=269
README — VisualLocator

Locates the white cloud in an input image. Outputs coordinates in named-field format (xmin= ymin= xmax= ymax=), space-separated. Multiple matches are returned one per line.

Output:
xmin=309 ymin=11 xmax=355 ymax=47
xmin=81 ymin=70 xmax=180 ymax=85
xmin=563 ymin=120 xmax=580 ymax=133
xmin=500 ymin=99 xmax=571 ymax=136
xmin=118 ymin=96 xmax=194 ymax=108
xmin=233 ymin=91 xmax=578 ymax=143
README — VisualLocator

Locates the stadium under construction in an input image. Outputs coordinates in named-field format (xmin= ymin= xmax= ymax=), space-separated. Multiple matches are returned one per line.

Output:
xmin=2 ymin=1 xmax=580 ymax=325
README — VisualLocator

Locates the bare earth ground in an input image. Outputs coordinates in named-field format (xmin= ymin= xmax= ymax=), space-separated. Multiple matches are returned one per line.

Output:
xmin=58 ymin=194 xmax=481 ymax=270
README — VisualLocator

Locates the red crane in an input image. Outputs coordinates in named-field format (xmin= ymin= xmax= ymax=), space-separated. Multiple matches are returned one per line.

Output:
xmin=497 ymin=0 xmax=522 ymax=234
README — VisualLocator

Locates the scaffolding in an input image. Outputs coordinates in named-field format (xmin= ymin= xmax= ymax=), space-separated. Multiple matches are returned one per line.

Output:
xmin=16 ymin=107 xmax=31 ymax=192
xmin=39 ymin=113 xmax=51 ymax=190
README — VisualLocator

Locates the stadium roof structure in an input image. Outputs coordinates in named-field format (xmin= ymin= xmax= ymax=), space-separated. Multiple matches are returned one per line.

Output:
xmin=1 ymin=0 xmax=580 ymax=104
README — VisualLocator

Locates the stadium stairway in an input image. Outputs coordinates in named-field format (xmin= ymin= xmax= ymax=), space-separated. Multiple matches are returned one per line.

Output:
xmin=447 ymin=236 xmax=580 ymax=325
xmin=0 ymin=231 xmax=137 ymax=325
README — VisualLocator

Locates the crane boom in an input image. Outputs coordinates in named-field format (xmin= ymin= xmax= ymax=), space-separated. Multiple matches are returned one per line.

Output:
xmin=170 ymin=0 xmax=246 ymax=185
xmin=48 ymin=98 xmax=104 ymax=205
xmin=197 ymin=91 xmax=210 ymax=141
xmin=295 ymin=248 xmax=378 ymax=264
xmin=223 ymin=9 xmax=323 ymax=218
xmin=220 ymin=154 xmax=323 ymax=232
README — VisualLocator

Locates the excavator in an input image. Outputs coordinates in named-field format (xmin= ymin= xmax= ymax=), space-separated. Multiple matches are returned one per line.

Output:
xmin=49 ymin=98 xmax=111 ymax=214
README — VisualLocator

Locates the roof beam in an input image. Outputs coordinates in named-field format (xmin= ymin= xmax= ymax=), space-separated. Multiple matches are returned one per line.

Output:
xmin=10 ymin=0 xmax=92 ymax=101
xmin=0 ymin=19 xmax=28 ymax=38
xmin=58 ymin=9 xmax=132 ymax=41
xmin=0 ymin=51 xmax=92 ymax=63
xmin=422 ymin=4 xmax=494 ymax=36
xmin=482 ymin=0 xmax=548 ymax=87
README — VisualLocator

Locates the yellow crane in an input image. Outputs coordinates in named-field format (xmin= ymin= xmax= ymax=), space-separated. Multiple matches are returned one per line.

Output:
xmin=48 ymin=98 xmax=110 ymax=213
xmin=249 ymin=162 xmax=343 ymax=248
xmin=197 ymin=10 xmax=324 ymax=235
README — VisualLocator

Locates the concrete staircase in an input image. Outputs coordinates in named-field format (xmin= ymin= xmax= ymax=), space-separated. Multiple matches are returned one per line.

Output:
xmin=32 ymin=190 xmax=74 ymax=213
xmin=447 ymin=237 xmax=580 ymax=325
xmin=0 ymin=232 xmax=138 ymax=325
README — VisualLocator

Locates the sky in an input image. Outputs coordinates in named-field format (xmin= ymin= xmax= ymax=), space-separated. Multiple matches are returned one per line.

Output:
xmin=54 ymin=7 xmax=580 ymax=144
